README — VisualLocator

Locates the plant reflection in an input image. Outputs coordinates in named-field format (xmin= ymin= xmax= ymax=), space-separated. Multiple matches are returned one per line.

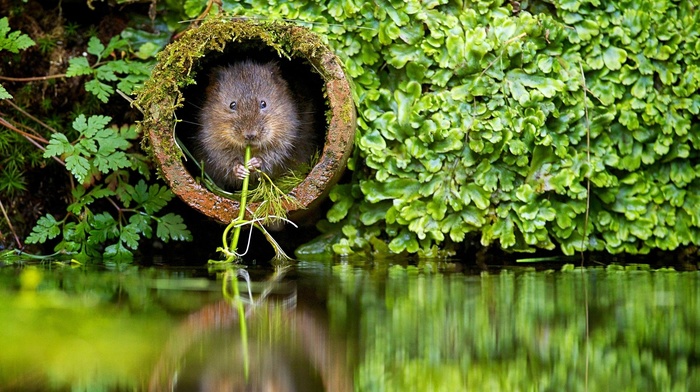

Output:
xmin=149 ymin=266 xmax=352 ymax=391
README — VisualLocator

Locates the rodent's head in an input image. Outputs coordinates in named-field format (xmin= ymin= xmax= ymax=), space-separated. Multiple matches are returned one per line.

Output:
xmin=201 ymin=61 xmax=300 ymax=151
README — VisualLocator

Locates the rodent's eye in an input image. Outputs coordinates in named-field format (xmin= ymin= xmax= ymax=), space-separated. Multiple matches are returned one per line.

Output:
xmin=229 ymin=101 xmax=237 ymax=110
xmin=259 ymin=100 xmax=267 ymax=109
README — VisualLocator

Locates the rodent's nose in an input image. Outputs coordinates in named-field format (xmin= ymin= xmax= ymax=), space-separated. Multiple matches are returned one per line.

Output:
xmin=244 ymin=132 xmax=257 ymax=142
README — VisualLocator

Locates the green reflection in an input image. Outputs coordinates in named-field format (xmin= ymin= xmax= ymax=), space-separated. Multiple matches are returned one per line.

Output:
xmin=0 ymin=265 xmax=216 ymax=390
xmin=327 ymin=265 xmax=700 ymax=391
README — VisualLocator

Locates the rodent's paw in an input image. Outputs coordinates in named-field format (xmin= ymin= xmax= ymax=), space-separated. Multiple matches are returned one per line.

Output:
xmin=248 ymin=157 xmax=262 ymax=170
xmin=233 ymin=162 xmax=249 ymax=180
xmin=233 ymin=157 xmax=263 ymax=180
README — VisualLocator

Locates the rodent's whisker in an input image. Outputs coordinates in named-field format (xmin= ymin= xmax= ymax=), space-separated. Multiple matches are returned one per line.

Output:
xmin=178 ymin=119 xmax=203 ymax=126
xmin=186 ymin=101 xmax=204 ymax=110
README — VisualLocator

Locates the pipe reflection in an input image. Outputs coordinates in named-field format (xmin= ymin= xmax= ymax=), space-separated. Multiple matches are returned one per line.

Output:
xmin=149 ymin=267 xmax=352 ymax=392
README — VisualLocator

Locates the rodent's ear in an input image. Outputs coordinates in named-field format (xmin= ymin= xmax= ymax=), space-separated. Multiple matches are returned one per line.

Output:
xmin=266 ymin=61 xmax=282 ymax=77
xmin=209 ymin=66 xmax=225 ymax=82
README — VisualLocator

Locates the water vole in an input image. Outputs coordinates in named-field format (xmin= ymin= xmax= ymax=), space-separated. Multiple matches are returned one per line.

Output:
xmin=196 ymin=60 xmax=316 ymax=190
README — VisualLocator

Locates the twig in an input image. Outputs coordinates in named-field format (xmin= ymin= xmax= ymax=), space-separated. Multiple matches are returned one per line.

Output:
xmin=578 ymin=61 xmax=591 ymax=261
xmin=479 ymin=32 xmax=528 ymax=79
xmin=3 ymin=98 xmax=58 ymax=134
xmin=173 ymin=0 xmax=223 ymax=40
xmin=0 ymin=116 xmax=47 ymax=144
xmin=0 ymin=116 xmax=64 ymax=166
xmin=0 ymin=117 xmax=66 ymax=166
xmin=0 ymin=199 xmax=22 ymax=249
xmin=0 ymin=74 xmax=67 ymax=82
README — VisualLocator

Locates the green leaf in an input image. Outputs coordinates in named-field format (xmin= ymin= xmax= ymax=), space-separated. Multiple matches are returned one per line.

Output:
xmin=619 ymin=109 xmax=639 ymax=130
xmin=144 ymin=184 xmax=174 ymax=214
xmin=103 ymin=242 xmax=133 ymax=261
xmin=572 ymin=19 xmax=599 ymax=42
xmin=88 ymin=212 xmax=119 ymax=244
xmin=395 ymin=81 xmax=421 ymax=127
xmin=71 ymin=113 xmax=111 ymax=137
xmin=25 ymin=214 xmax=61 ymax=244
xmin=157 ymin=213 xmax=192 ymax=242
xmin=129 ymin=180 xmax=149 ymax=205
xmin=361 ymin=179 xmax=421 ymax=203
xmin=66 ymin=57 xmax=93 ymax=77
xmin=602 ymin=46 xmax=627 ymax=71
xmin=120 ymin=223 xmax=141 ymax=249
xmin=102 ymin=36 xmax=129 ymax=58
xmin=43 ymin=133 xmax=72 ymax=158
xmin=81 ymin=115 xmax=112 ymax=136
xmin=359 ymin=129 xmax=387 ymax=151
xmin=129 ymin=214 xmax=152 ymax=239
xmin=388 ymin=229 xmax=419 ymax=253
xmin=67 ymin=186 xmax=115 ymax=214
xmin=631 ymin=76 xmax=652 ymax=99
xmin=85 ymin=79 xmax=114 ymax=102
xmin=482 ymin=216 xmax=516 ymax=248
xmin=0 ymin=17 xmax=35 ymax=53
xmin=94 ymin=151 xmax=130 ymax=174
xmin=360 ymin=201 xmax=391 ymax=225
xmin=0 ymin=84 xmax=12 ymax=100
xmin=134 ymin=41 xmax=162 ymax=60
xmin=461 ymin=183 xmax=491 ymax=210
xmin=116 ymin=74 xmax=148 ymax=95
xmin=95 ymin=127 xmax=130 ymax=153
xmin=386 ymin=43 xmax=421 ymax=69
xmin=86 ymin=36 xmax=105 ymax=58
xmin=506 ymin=70 xmax=566 ymax=98
xmin=95 ymin=66 xmax=118 ymax=82
xmin=64 ymin=154 xmax=91 ymax=184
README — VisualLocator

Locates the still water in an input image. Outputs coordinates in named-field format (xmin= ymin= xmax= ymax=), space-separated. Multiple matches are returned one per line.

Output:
xmin=0 ymin=261 xmax=697 ymax=391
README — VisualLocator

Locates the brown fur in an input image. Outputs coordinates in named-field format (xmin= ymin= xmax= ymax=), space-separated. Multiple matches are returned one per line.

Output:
xmin=196 ymin=60 xmax=315 ymax=189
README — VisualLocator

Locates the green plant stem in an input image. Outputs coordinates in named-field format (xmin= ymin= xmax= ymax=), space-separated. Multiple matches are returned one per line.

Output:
xmin=230 ymin=270 xmax=249 ymax=381
xmin=228 ymin=145 xmax=251 ymax=259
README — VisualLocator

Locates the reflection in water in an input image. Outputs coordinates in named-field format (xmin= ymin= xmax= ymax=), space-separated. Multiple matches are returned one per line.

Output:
xmin=324 ymin=263 xmax=700 ymax=391
xmin=0 ymin=263 xmax=697 ymax=390
xmin=149 ymin=268 xmax=353 ymax=392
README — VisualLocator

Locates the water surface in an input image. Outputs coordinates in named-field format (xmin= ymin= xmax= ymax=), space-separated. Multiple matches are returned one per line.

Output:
xmin=0 ymin=262 xmax=697 ymax=391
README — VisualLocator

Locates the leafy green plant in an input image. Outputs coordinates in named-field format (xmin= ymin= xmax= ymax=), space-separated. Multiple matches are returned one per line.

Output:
xmin=0 ymin=8 xmax=191 ymax=260
xmin=66 ymin=36 xmax=153 ymax=102
xmin=0 ymin=16 xmax=35 ymax=99
xmin=24 ymin=117 xmax=192 ymax=262
xmin=5 ymin=1 xmax=700 ymax=261
xmin=43 ymin=114 xmax=132 ymax=184
xmin=211 ymin=145 xmax=297 ymax=264
xmin=274 ymin=0 xmax=700 ymax=258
